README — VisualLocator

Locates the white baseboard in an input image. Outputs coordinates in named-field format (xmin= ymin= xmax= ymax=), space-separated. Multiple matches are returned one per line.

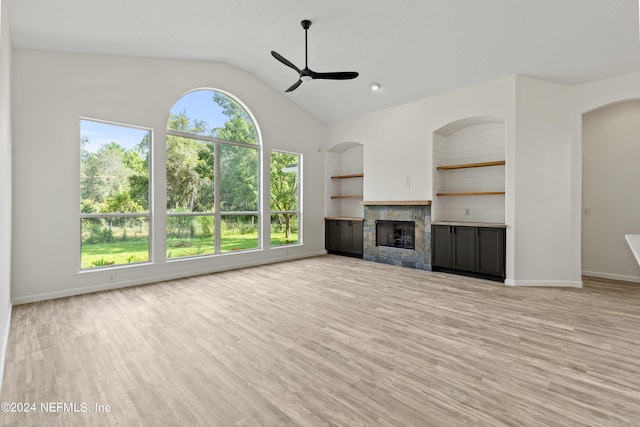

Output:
xmin=12 ymin=251 xmax=327 ymax=306
xmin=0 ymin=303 xmax=12 ymax=393
xmin=504 ymin=279 xmax=583 ymax=288
xmin=582 ymin=270 xmax=640 ymax=284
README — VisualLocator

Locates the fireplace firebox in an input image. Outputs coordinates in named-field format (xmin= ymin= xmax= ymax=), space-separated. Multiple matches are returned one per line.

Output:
xmin=376 ymin=220 xmax=415 ymax=250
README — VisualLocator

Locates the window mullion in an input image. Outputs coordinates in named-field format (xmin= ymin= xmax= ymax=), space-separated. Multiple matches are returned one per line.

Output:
xmin=214 ymin=140 xmax=221 ymax=254
xmin=166 ymin=129 xmax=257 ymax=150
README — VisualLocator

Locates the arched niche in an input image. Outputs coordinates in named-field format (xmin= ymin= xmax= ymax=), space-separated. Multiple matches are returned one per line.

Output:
xmin=326 ymin=141 xmax=364 ymax=218
xmin=432 ymin=116 xmax=506 ymax=223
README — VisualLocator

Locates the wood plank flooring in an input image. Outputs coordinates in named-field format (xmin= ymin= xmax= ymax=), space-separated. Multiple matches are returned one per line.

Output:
xmin=1 ymin=255 xmax=640 ymax=426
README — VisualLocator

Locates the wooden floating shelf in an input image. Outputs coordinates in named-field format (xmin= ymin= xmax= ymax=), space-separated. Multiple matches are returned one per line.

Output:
xmin=331 ymin=173 xmax=364 ymax=179
xmin=437 ymin=160 xmax=505 ymax=170
xmin=331 ymin=195 xmax=363 ymax=199
xmin=436 ymin=191 xmax=506 ymax=197
xmin=361 ymin=200 xmax=432 ymax=206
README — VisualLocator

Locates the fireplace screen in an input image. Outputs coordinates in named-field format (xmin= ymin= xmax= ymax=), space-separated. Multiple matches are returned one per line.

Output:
xmin=376 ymin=220 xmax=415 ymax=250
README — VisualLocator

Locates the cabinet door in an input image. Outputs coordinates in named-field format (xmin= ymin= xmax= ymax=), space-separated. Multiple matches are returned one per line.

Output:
xmin=431 ymin=225 xmax=453 ymax=268
xmin=338 ymin=220 xmax=352 ymax=253
xmin=325 ymin=220 xmax=340 ymax=252
xmin=350 ymin=221 xmax=363 ymax=256
xmin=476 ymin=227 xmax=506 ymax=278
xmin=452 ymin=226 xmax=476 ymax=272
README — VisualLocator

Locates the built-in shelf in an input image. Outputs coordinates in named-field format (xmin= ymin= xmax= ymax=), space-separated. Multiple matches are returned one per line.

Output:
xmin=437 ymin=160 xmax=505 ymax=170
xmin=433 ymin=119 xmax=506 ymax=223
xmin=436 ymin=191 xmax=506 ymax=197
xmin=331 ymin=195 xmax=363 ymax=199
xmin=327 ymin=142 xmax=364 ymax=218
xmin=331 ymin=173 xmax=364 ymax=179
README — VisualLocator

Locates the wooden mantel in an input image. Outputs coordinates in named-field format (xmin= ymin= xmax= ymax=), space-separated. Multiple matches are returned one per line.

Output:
xmin=361 ymin=200 xmax=432 ymax=206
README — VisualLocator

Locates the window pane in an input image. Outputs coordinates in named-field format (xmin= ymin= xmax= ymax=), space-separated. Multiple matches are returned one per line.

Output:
xmin=221 ymin=215 xmax=258 ymax=253
xmin=166 ymin=215 xmax=215 ymax=259
xmin=81 ymin=120 xmax=150 ymax=214
xmin=166 ymin=135 xmax=215 ymax=213
xmin=168 ymin=90 xmax=258 ymax=145
xmin=271 ymin=214 xmax=299 ymax=246
xmin=220 ymin=144 xmax=258 ymax=212
xmin=270 ymin=151 xmax=299 ymax=212
xmin=81 ymin=217 xmax=149 ymax=269
xmin=80 ymin=119 xmax=151 ymax=270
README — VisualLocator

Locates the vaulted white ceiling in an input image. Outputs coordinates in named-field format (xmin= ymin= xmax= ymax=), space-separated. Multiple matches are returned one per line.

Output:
xmin=7 ymin=0 xmax=640 ymax=123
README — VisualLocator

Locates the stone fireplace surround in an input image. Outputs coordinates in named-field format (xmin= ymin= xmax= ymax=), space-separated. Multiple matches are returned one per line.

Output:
xmin=362 ymin=201 xmax=431 ymax=270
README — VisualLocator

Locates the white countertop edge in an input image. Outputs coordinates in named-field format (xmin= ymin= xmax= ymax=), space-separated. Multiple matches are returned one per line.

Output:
xmin=431 ymin=221 xmax=507 ymax=228
xmin=625 ymin=234 xmax=640 ymax=267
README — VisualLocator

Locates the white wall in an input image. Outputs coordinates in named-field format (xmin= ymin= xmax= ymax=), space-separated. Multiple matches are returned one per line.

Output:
xmin=11 ymin=50 xmax=326 ymax=304
xmin=582 ymin=100 xmax=640 ymax=282
xmin=0 ymin=0 xmax=13 ymax=385
xmin=510 ymin=76 xmax=577 ymax=286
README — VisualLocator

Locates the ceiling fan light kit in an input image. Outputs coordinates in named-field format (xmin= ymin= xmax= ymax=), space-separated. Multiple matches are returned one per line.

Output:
xmin=271 ymin=19 xmax=359 ymax=92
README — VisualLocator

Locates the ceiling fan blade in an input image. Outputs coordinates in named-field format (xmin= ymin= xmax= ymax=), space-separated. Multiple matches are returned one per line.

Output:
xmin=271 ymin=51 xmax=301 ymax=74
xmin=309 ymin=71 xmax=359 ymax=80
xmin=285 ymin=79 xmax=303 ymax=92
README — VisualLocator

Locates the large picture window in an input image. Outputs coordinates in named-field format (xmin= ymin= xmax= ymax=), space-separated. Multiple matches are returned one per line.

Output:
xmin=166 ymin=89 xmax=260 ymax=259
xmin=80 ymin=119 xmax=151 ymax=269
xmin=270 ymin=151 xmax=301 ymax=246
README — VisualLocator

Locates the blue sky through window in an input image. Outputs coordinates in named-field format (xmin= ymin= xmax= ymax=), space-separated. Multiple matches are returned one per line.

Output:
xmin=81 ymin=90 xmax=238 ymax=153
xmin=170 ymin=90 xmax=230 ymax=133
xmin=81 ymin=120 xmax=149 ymax=154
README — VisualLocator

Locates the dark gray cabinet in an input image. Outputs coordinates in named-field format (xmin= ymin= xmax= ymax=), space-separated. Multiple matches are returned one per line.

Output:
xmin=476 ymin=227 xmax=506 ymax=278
xmin=432 ymin=224 xmax=505 ymax=281
xmin=431 ymin=225 xmax=453 ymax=267
xmin=452 ymin=226 xmax=476 ymax=272
xmin=325 ymin=219 xmax=363 ymax=258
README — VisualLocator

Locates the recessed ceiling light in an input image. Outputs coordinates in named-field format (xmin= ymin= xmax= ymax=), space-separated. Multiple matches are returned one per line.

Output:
xmin=370 ymin=82 xmax=381 ymax=91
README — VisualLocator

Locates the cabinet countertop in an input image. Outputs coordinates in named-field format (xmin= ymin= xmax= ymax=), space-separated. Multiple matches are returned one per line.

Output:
xmin=431 ymin=221 xmax=507 ymax=228
xmin=325 ymin=217 xmax=364 ymax=221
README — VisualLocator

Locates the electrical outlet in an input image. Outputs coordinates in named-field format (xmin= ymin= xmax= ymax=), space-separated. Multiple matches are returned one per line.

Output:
xmin=583 ymin=208 xmax=591 ymax=216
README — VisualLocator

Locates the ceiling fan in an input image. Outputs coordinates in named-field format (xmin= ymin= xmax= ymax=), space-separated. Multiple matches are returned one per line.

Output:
xmin=271 ymin=19 xmax=359 ymax=93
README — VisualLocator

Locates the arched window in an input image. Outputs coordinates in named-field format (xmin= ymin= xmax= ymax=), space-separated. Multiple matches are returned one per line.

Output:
xmin=166 ymin=89 xmax=260 ymax=258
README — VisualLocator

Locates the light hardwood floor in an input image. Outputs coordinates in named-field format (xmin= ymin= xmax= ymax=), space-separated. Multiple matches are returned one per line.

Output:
xmin=1 ymin=255 xmax=640 ymax=426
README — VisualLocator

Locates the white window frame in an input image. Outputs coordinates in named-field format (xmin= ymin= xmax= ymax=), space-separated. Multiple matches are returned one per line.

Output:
xmin=79 ymin=117 xmax=153 ymax=271
xmin=165 ymin=89 xmax=262 ymax=259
